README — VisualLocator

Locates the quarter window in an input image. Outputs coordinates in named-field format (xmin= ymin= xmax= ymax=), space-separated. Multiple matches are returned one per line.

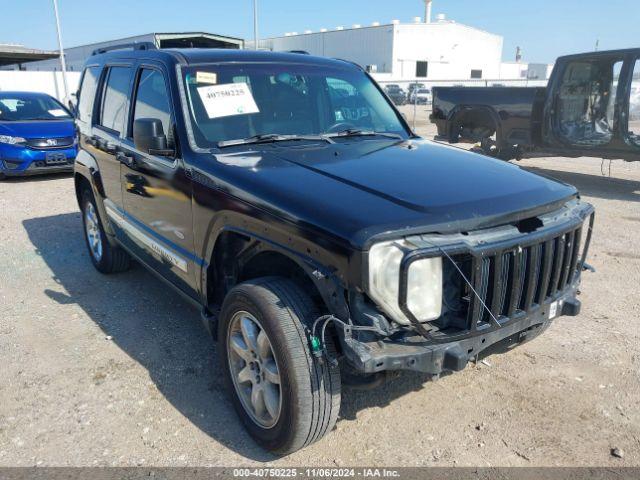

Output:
xmin=99 ymin=66 xmax=132 ymax=133
xmin=132 ymin=69 xmax=173 ymax=146
xmin=77 ymin=66 xmax=100 ymax=122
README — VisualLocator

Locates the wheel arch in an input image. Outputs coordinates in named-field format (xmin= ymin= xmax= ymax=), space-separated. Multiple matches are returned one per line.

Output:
xmin=203 ymin=227 xmax=350 ymax=321
xmin=74 ymin=149 xmax=114 ymax=237
xmin=448 ymin=105 xmax=503 ymax=145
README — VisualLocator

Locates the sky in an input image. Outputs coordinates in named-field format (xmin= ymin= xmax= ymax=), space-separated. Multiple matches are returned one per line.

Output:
xmin=2 ymin=0 xmax=638 ymax=64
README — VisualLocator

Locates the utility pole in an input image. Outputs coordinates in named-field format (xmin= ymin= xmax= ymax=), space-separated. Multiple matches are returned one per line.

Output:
xmin=253 ymin=0 xmax=259 ymax=50
xmin=52 ymin=0 xmax=69 ymax=100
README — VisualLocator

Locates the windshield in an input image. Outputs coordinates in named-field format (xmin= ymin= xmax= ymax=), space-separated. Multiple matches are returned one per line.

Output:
xmin=0 ymin=94 xmax=71 ymax=121
xmin=182 ymin=63 xmax=409 ymax=148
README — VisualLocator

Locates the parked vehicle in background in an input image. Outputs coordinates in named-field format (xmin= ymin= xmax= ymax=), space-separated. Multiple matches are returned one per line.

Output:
xmin=407 ymin=82 xmax=426 ymax=103
xmin=384 ymin=84 xmax=407 ymax=105
xmin=0 ymin=92 xmax=77 ymax=178
xmin=413 ymin=88 xmax=432 ymax=105
xmin=74 ymin=46 xmax=595 ymax=454
xmin=431 ymin=49 xmax=640 ymax=161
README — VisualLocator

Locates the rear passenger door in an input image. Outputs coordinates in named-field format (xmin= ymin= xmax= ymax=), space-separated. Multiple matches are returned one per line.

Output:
xmin=91 ymin=64 xmax=134 ymax=211
xmin=118 ymin=63 xmax=197 ymax=296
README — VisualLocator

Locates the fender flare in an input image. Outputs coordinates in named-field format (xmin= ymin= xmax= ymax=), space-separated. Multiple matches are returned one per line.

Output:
xmin=74 ymin=149 xmax=116 ymax=238
xmin=200 ymin=214 xmax=350 ymax=321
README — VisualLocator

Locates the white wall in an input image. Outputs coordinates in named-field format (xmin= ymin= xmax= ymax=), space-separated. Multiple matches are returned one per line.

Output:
xmin=253 ymin=21 xmax=504 ymax=82
xmin=392 ymin=22 xmax=503 ymax=81
xmin=255 ymin=25 xmax=395 ymax=73
xmin=0 ymin=71 xmax=81 ymax=101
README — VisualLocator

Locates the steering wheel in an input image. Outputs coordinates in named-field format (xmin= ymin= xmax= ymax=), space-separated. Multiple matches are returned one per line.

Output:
xmin=326 ymin=122 xmax=358 ymax=134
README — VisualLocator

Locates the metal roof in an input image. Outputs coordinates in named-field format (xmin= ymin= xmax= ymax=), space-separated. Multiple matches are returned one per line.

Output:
xmin=0 ymin=44 xmax=59 ymax=66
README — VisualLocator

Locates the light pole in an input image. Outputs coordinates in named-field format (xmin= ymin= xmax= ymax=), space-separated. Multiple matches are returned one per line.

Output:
xmin=52 ymin=0 xmax=69 ymax=100
xmin=253 ymin=0 xmax=259 ymax=50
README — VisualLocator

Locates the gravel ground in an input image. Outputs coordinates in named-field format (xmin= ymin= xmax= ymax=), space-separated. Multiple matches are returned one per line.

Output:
xmin=1 ymin=116 xmax=639 ymax=466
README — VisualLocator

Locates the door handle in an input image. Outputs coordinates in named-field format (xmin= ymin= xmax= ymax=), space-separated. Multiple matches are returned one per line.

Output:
xmin=116 ymin=152 xmax=137 ymax=168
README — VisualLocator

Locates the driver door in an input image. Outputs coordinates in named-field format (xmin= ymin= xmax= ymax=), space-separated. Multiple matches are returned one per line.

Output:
xmin=117 ymin=62 xmax=198 ymax=297
xmin=542 ymin=51 xmax=638 ymax=161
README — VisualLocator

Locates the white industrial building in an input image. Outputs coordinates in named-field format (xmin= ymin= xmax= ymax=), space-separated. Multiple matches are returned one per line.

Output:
xmin=248 ymin=2 xmax=552 ymax=85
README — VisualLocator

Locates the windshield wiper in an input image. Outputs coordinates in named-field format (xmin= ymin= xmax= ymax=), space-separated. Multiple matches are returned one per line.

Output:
xmin=217 ymin=133 xmax=333 ymax=148
xmin=325 ymin=128 xmax=402 ymax=140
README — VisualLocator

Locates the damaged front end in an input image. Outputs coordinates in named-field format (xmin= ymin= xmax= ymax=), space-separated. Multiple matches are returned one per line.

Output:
xmin=336 ymin=199 xmax=595 ymax=377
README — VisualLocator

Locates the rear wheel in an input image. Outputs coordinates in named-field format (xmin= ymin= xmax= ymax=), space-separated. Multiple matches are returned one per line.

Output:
xmin=219 ymin=277 xmax=341 ymax=454
xmin=81 ymin=189 xmax=130 ymax=274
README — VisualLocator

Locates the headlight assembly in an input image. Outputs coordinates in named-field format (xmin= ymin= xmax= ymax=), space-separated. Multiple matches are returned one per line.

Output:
xmin=368 ymin=240 xmax=443 ymax=326
xmin=0 ymin=135 xmax=26 ymax=145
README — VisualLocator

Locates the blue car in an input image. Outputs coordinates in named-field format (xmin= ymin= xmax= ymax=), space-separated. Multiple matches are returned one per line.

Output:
xmin=0 ymin=91 xmax=77 ymax=178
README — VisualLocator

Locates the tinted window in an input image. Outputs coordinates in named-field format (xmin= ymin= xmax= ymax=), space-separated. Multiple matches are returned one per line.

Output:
xmin=78 ymin=66 xmax=100 ymax=122
xmin=132 ymin=69 xmax=172 ymax=145
xmin=100 ymin=66 xmax=132 ymax=133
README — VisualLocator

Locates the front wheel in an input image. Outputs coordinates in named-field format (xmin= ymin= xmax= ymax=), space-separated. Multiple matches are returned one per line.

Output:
xmin=218 ymin=277 xmax=341 ymax=454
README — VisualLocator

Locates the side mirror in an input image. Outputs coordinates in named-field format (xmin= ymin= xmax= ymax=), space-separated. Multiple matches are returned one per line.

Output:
xmin=133 ymin=118 xmax=174 ymax=157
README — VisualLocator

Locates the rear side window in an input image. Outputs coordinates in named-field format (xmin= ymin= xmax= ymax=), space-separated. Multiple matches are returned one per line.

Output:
xmin=99 ymin=66 xmax=132 ymax=133
xmin=77 ymin=66 xmax=100 ymax=122
xmin=131 ymin=69 xmax=173 ymax=146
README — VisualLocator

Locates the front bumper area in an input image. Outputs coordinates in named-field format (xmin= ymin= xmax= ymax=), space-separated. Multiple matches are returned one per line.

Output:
xmin=340 ymin=289 xmax=581 ymax=375
xmin=0 ymin=143 xmax=77 ymax=177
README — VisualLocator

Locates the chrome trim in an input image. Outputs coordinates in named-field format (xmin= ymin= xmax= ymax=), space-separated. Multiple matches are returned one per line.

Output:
xmin=105 ymin=205 xmax=188 ymax=273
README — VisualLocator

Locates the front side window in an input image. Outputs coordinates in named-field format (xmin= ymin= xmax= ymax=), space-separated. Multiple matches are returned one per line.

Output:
xmin=0 ymin=94 xmax=71 ymax=121
xmin=182 ymin=63 xmax=408 ymax=148
xmin=132 ymin=68 xmax=173 ymax=147
xmin=99 ymin=66 xmax=132 ymax=133
xmin=77 ymin=66 xmax=100 ymax=122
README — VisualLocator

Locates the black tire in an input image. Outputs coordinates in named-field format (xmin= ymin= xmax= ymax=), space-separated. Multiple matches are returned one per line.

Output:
xmin=80 ymin=189 xmax=131 ymax=274
xmin=218 ymin=277 xmax=341 ymax=454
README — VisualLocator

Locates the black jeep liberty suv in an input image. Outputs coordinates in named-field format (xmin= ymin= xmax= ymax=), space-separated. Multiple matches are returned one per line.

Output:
xmin=73 ymin=46 xmax=595 ymax=454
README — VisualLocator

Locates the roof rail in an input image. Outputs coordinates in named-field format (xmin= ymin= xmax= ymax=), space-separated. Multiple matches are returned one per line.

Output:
xmin=91 ymin=42 xmax=156 ymax=56
xmin=288 ymin=50 xmax=310 ymax=55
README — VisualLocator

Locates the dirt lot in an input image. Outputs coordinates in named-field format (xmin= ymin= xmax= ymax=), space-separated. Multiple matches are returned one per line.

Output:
xmin=1 ymin=115 xmax=639 ymax=466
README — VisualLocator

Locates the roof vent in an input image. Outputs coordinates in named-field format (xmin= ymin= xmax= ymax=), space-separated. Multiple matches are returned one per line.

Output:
xmin=391 ymin=19 xmax=400 ymax=25
xmin=304 ymin=30 xmax=312 ymax=34
xmin=372 ymin=21 xmax=381 ymax=26
xmin=352 ymin=24 xmax=362 ymax=29
xmin=413 ymin=16 xmax=422 ymax=23
xmin=335 ymin=26 xmax=344 ymax=30
xmin=284 ymin=33 xmax=292 ymax=36
xmin=436 ymin=13 xmax=446 ymax=22
xmin=320 ymin=28 xmax=328 ymax=32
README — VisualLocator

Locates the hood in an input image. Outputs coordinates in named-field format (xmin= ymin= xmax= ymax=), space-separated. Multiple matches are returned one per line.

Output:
xmin=210 ymin=139 xmax=577 ymax=248
xmin=0 ymin=120 xmax=75 ymax=138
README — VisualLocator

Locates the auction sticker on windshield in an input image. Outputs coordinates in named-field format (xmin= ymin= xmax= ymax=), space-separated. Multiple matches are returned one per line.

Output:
xmin=197 ymin=82 xmax=259 ymax=119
